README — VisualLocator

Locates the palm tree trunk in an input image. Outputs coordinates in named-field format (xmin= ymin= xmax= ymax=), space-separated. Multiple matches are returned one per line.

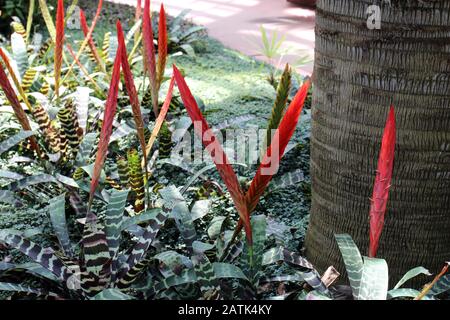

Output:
xmin=305 ymin=0 xmax=450 ymax=286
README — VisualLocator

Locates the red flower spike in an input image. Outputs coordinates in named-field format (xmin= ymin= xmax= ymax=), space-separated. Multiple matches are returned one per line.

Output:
xmin=233 ymin=80 xmax=311 ymax=238
xmin=54 ymin=0 xmax=64 ymax=99
xmin=80 ymin=9 xmax=105 ymax=73
xmin=246 ymin=79 xmax=311 ymax=212
xmin=63 ymin=0 xmax=103 ymax=81
xmin=0 ymin=51 xmax=40 ymax=154
xmin=116 ymin=21 xmax=148 ymax=176
xmin=157 ymin=4 xmax=168 ymax=89
xmin=142 ymin=0 xmax=159 ymax=117
xmin=173 ymin=64 xmax=252 ymax=244
xmin=144 ymin=75 xmax=175 ymax=162
xmin=136 ymin=0 xmax=142 ymax=21
xmin=369 ymin=106 xmax=396 ymax=258
xmin=88 ymin=23 xmax=123 ymax=209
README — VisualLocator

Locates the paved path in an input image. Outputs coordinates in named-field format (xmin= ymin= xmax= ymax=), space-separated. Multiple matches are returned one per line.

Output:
xmin=109 ymin=0 xmax=315 ymax=75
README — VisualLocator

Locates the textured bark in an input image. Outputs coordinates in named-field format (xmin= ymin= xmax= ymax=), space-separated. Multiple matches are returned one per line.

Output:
xmin=305 ymin=0 xmax=450 ymax=286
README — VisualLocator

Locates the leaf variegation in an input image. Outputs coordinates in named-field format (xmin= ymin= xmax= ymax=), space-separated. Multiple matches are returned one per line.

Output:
xmin=357 ymin=256 xmax=389 ymax=300
xmin=387 ymin=288 xmax=433 ymax=300
xmin=49 ymin=194 xmax=73 ymax=257
xmin=11 ymin=33 xmax=28 ymax=77
xmin=91 ymin=288 xmax=135 ymax=300
xmin=0 ymin=282 xmax=60 ymax=298
xmin=429 ymin=274 xmax=450 ymax=296
xmin=394 ymin=266 xmax=431 ymax=290
xmin=0 ymin=231 xmax=71 ymax=282
xmin=105 ymin=189 xmax=129 ymax=260
xmin=0 ymin=131 xmax=35 ymax=155
xmin=335 ymin=234 xmax=363 ymax=299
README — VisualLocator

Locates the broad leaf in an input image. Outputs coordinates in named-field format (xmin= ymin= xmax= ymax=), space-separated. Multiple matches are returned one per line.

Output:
xmin=357 ymin=256 xmax=388 ymax=300
xmin=105 ymin=189 xmax=129 ymax=260
xmin=88 ymin=27 xmax=123 ymax=208
xmin=394 ymin=266 xmax=431 ymax=290
xmin=173 ymin=64 xmax=250 ymax=243
xmin=0 ymin=131 xmax=35 ymax=155
xmin=335 ymin=234 xmax=363 ymax=299
xmin=91 ymin=288 xmax=134 ymax=300
xmin=0 ymin=231 xmax=71 ymax=282
xmin=49 ymin=194 xmax=73 ymax=257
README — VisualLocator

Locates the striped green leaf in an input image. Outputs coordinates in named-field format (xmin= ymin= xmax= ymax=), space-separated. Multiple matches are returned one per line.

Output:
xmin=194 ymin=254 xmax=219 ymax=297
xmin=0 ymin=130 xmax=35 ymax=155
xmin=6 ymin=174 xmax=58 ymax=191
xmin=119 ymin=209 xmax=169 ymax=279
xmin=11 ymin=33 xmax=28 ymax=77
xmin=429 ymin=274 xmax=450 ymax=296
xmin=173 ymin=201 xmax=197 ymax=250
xmin=357 ymin=257 xmax=388 ymax=300
xmin=75 ymin=133 xmax=97 ymax=167
xmin=81 ymin=214 xmax=111 ymax=293
xmin=0 ymin=282 xmax=58 ymax=298
xmin=335 ymin=234 xmax=363 ymax=299
xmin=0 ymin=262 xmax=59 ymax=282
xmin=213 ymin=263 xmax=248 ymax=281
xmin=387 ymin=288 xmax=424 ymax=300
xmin=155 ymin=269 xmax=197 ymax=292
xmin=0 ymin=230 xmax=71 ymax=282
xmin=262 ymin=246 xmax=327 ymax=293
xmin=269 ymin=169 xmax=305 ymax=192
xmin=91 ymin=288 xmax=135 ymax=300
xmin=119 ymin=209 xmax=162 ymax=232
xmin=49 ymin=194 xmax=73 ymax=257
xmin=105 ymin=189 xmax=129 ymax=260
xmin=241 ymin=215 xmax=266 ymax=282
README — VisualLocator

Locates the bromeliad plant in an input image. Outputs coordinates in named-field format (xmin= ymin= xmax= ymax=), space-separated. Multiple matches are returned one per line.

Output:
xmin=172 ymin=63 xmax=311 ymax=254
xmin=0 ymin=0 xmax=171 ymax=213
xmin=0 ymin=183 xmax=334 ymax=300
xmin=302 ymin=107 xmax=450 ymax=301
xmin=0 ymin=187 xmax=174 ymax=300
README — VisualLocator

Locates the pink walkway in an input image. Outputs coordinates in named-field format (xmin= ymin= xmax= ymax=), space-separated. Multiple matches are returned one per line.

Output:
xmin=109 ymin=0 xmax=315 ymax=75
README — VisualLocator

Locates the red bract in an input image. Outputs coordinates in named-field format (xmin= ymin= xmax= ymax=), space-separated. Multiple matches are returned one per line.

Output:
xmin=142 ymin=0 xmax=158 ymax=117
xmin=136 ymin=0 xmax=142 ymax=21
xmin=369 ymin=106 xmax=396 ymax=258
xmin=54 ymin=0 xmax=64 ymax=99
xmin=173 ymin=65 xmax=252 ymax=244
xmin=63 ymin=0 xmax=103 ymax=81
xmin=88 ymin=24 xmax=123 ymax=209
xmin=80 ymin=9 xmax=105 ymax=73
xmin=157 ymin=4 xmax=168 ymax=89
xmin=173 ymin=64 xmax=311 ymax=245
xmin=144 ymin=76 xmax=175 ymax=162
xmin=0 ymin=52 xmax=40 ymax=154
xmin=117 ymin=21 xmax=148 ymax=177
xmin=246 ymin=79 xmax=311 ymax=212
xmin=234 ymin=79 xmax=311 ymax=238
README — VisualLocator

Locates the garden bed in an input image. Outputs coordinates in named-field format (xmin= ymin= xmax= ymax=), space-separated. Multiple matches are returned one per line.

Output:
xmin=0 ymin=1 xmax=312 ymax=300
